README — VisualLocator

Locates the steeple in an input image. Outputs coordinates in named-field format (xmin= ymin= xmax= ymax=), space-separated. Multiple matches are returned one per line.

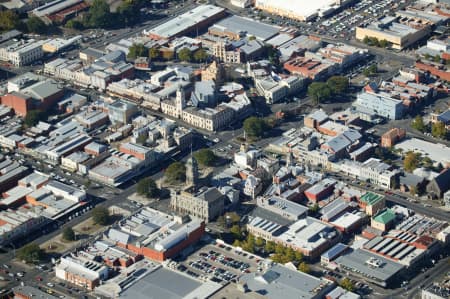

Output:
xmin=175 ymin=85 xmax=185 ymax=118
xmin=286 ymin=146 xmax=294 ymax=167
xmin=186 ymin=147 xmax=199 ymax=191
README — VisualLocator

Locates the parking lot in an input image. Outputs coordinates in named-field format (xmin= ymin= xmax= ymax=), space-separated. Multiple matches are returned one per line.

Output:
xmin=173 ymin=243 xmax=264 ymax=284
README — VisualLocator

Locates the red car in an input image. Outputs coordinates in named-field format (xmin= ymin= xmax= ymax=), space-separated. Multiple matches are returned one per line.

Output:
xmin=36 ymin=276 xmax=42 ymax=281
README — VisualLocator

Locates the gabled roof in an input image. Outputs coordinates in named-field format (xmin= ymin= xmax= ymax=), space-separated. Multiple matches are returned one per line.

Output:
xmin=432 ymin=168 xmax=450 ymax=193
xmin=373 ymin=209 xmax=396 ymax=225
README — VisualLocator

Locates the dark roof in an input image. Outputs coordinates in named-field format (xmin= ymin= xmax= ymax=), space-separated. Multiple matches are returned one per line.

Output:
xmin=433 ymin=168 xmax=450 ymax=193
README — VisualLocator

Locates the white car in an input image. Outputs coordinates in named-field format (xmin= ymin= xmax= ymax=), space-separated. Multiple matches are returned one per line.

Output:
xmin=47 ymin=283 xmax=54 ymax=287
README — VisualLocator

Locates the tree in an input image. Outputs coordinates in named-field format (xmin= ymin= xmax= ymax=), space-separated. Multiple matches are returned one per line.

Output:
xmin=149 ymin=47 xmax=160 ymax=60
xmin=230 ymin=225 xmax=242 ymax=240
xmin=128 ymin=43 xmax=147 ymax=59
xmin=264 ymin=241 xmax=275 ymax=253
xmin=91 ymin=206 xmax=111 ymax=225
xmin=194 ymin=149 xmax=217 ymax=167
xmin=164 ymin=162 xmax=186 ymax=183
xmin=266 ymin=45 xmax=280 ymax=68
xmin=65 ymin=19 xmax=84 ymax=30
xmin=309 ymin=203 xmax=320 ymax=214
xmin=178 ymin=48 xmax=192 ymax=62
xmin=434 ymin=54 xmax=441 ymax=63
xmin=137 ymin=177 xmax=159 ymax=198
xmin=117 ymin=1 xmax=140 ymax=26
xmin=412 ymin=115 xmax=426 ymax=132
xmin=85 ymin=0 xmax=112 ymax=28
xmin=298 ymin=262 xmax=310 ymax=273
xmin=432 ymin=121 xmax=447 ymax=139
xmin=294 ymin=251 xmax=303 ymax=263
xmin=248 ymin=35 xmax=256 ymax=41
xmin=24 ymin=110 xmax=45 ymax=127
xmin=193 ymin=49 xmax=208 ymax=62
xmin=327 ymin=76 xmax=349 ymax=94
xmin=308 ymin=82 xmax=332 ymax=105
xmin=243 ymin=117 xmax=268 ymax=139
xmin=26 ymin=16 xmax=47 ymax=34
xmin=409 ymin=185 xmax=418 ymax=196
xmin=378 ymin=39 xmax=390 ymax=48
xmin=340 ymin=278 xmax=355 ymax=292
xmin=404 ymin=151 xmax=419 ymax=172
xmin=0 ymin=11 xmax=20 ymax=31
xmin=255 ymin=237 xmax=265 ymax=247
xmin=62 ymin=227 xmax=76 ymax=241
xmin=17 ymin=243 xmax=44 ymax=264
xmin=362 ymin=36 xmax=370 ymax=44
xmin=275 ymin=243 xmax=285 ymax=255
xmin=225 ymin=212 xmax=241 ymax=224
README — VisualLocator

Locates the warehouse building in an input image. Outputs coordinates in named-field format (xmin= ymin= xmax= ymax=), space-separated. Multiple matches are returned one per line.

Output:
xmin=144 ymin=5 xmax=226 ymax=40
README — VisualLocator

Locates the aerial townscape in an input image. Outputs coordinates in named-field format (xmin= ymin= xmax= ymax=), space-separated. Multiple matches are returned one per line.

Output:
xmin=0 ymin=0 xmax=449 ymax=298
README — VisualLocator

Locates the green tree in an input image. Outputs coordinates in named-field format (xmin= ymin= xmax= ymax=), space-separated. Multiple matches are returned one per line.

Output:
xmin=432 ymin=121 xmax=447 ymax=139
xmin=243 ymin=117 xmax=268 ymax=139
xmin=266 ymin=45 xmax=280 ymax=68
xmin=194 ymin=149 xmax=217 ymax=167
xmin=362 ymin=36 xmax=370 ymax=44
xmin=308 ymin=82 xmax=332 ymax=105
xmin=412 ymin=115 xmax=426 ymax=132
xmin=65 ymin=19 xmax=84 ymax=30
xmin=340 ymin=278 xmax=355 ymax=292
xmin=26 ymin=16 xmax=47 ymax=34
xmin=326 ymin=76 xmax=349 ymax=94
xmin=379 ymin=39 xmax=390 ymax=48
xmin=230 ymin=224 xmax=242 ymax=240
xmin=255 ymin=237 xmax=265 ymax=247
xmin=232 ymin=239 xmax=241 ymax=247
xmin=275 ymin=243 xmax=285 ymax=255
xmin=136 ymin=177 xmax=159 ymax=198
xmin=117 ymin=1 xmax=140 ymax=26
xmin=264 ymin=241 xmax=275 ymax=253
xmin=226 ymin=212 xmax=241 ymax=224
xmin=0 ymin=10 xmax=20 ymax=32
xmin=433 ymin=54 xmax=441 ymax=63
xmin=193 ymin=48 xmax=208 ymax=62
xmin=404 ymin=151 xmax=419 ymax=172
xmin=86 ymin=0 xmax=112 ymax=28
xmin=309 ymin=203 xmax=320 ymax=214
xmin=165 ymin=162 xmax=186 ymax=183
xmin=149 ymin=47 xmax=160 ymax=60
xmin=91 ymin=206 xmax=111 ymax=225
xmin=62 ymin=227 xmax=76 ymax=241
xmin=294 ymin=251 xmax=303 ymax=263
xmin=178 ymin=48 xmax=192 ymax=62
xmin=128 ymin=43 xmax=147 ymax=59
xmin=298 ymin=262 xmax=310 ymax=273
xmin=17 ymin=243 xmax=44 ymax=264
xmin=24 ymin=110 xmax=45 ymax=127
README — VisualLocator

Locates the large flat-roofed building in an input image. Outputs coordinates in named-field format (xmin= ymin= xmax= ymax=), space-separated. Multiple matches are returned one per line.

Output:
xmin=395 ymin=138 xmax=450 ymax=168
xmin=143 ymin=5 xmax=226 ymax=40
xmin=106 ymin=207 xmax=205 ymax=261
xmin=256 ymin=196 xmax=308 ymax=221
xmin=239 ymin=264 xmax=335 ymax=299
xmin=0 ymin=39 xmax=46 ymax=67
xmin=208 ymin=15 xmax=280 ymax=41
xmin=353 ymin=91 xmax=404 ymax=120
xmin=255 ymin=0 xmax=352 ymax=22
xmin=355 ymin=16 xmax=431 ymax=50
xmin=335 ymin=249 xmax=405 ymax=287
xmin=56 ymin=253 xmax=109 ymax=290
xmin=31 ymin=0 xmax=89 ymax=24
xmin=247 ymin=216 xmax=340 ymax=258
